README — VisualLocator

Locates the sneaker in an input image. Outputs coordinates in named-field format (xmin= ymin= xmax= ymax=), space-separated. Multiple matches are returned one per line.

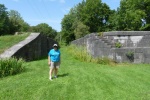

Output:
xmin=54 ymin=76 xmax=57 ymax=78
xmin=49 ymin=77 xmax=52 ymax=81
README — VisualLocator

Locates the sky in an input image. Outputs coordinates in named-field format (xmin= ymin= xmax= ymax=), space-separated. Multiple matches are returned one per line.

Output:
xmin=0 ymin=0 xmax=120 ymax=32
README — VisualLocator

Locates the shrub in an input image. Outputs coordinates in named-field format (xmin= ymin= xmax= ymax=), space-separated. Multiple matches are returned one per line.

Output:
xmin=0 ymin=58 xmax=25 ymax=77
xmin=126 ymin=51 xmax=134 ymax=62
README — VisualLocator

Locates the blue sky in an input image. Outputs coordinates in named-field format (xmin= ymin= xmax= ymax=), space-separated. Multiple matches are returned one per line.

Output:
xmin=0 ymin=0 xmax=120 ymax=32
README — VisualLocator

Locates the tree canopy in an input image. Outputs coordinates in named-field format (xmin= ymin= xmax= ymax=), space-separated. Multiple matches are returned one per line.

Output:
xmin=61 ymin=0 xmax=150 ymax=44
xmin=61 ymin=0 xmax=111 ymax=44
xmin=1 ymin=0 xmax=150 ymax=43
xmin=0 ymin=4 xmax=9 ymax=35
xmin=0 ymin=4 xmax=57 ymax=39
xmin=31 ymin=23 xmax=57 ymax=38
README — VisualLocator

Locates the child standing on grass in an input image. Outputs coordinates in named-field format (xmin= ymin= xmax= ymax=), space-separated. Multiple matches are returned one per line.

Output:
xmin=48 ymin=44 xmax=61 ymax=81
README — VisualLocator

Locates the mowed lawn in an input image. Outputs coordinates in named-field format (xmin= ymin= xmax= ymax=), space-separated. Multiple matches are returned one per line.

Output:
xmin=0 ymin=47 xmax=150 ymax=100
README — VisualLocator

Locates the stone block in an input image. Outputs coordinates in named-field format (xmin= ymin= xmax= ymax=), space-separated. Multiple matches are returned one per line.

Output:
xmin=134 ymin=53 xmax=144 ymax=63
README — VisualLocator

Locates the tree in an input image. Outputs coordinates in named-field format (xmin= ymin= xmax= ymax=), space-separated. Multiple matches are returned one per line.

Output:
xmin=61 ymin=8 xmax=76 ymax=44
xmin=138 ymin=0 xmax=150 ymax=30
xmin=73 ymin=20 xmax=89 ymax=39
xmin=9 ymin=10 xmax=25 ymax=34
xmin=106 ymin=10 xmax=117 ymax=31
xmin=33 ymin=23 xmax=57 ymax=38
xmin=0 ymin=4 xmax=9 ymax=35
xmin=80 ymin=0 xmax=111 ymax=32
xmin=111 ymin=0 xmax=150 ymax=31
xmin=61 ymin=0 xmax=112 ymax=44
xmin=19 ymin=21 xmax=30 ymax=32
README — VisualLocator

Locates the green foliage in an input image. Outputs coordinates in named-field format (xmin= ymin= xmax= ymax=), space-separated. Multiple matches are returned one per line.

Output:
xmin=67 ymin=45 xmax=92 ymax=62
xmin=81 ymin=0 xmax=111 ymax=32
xmin=126 ymin=51 xmax=134 ymax=62
xmin=140 ymin=24 xmax=150 ymax=31
xmin=61 ymin=0 xmax=111 ymax=44
xmin=115 ymin=42 xmax=122 ymax=48
xmin=1 ymin=4 xmax=55 ymax=36
xmin=61 ymin=10 xmax=76 ymax=44
xmin=0 ymin=57 xmax=25 ymax=77
xmin=0 ymin=5 xmax=31 ymax=35
xmin=32 ymin=23 xmax=57 ymax=39
xmin=98 ymin=32 xmax=103 ymax=37
xmin=61 ymin=0 xmax=150 ymax=43
xmin=112 ymin=0 xmax=150 ymax=31
xmin=0 ymin=4 xmax=10 ymax=35
xmin=67 ymin=45 xmax=114 ymax=65
xmin=73 ymin=21 xmax=89 ymax=39
xmin=9 ymin=10 xmax=23 ymax=34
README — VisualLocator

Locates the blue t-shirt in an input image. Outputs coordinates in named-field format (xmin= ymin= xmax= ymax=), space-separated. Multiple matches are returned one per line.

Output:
xmin=48 ymin=49 xmax=60 ymax=62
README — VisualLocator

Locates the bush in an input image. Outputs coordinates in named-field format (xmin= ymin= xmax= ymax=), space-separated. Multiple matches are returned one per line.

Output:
xmin=0 ymin=58 xmax=25 ymax=77
xmin=126 ymin=51 xmax=134 ymax=62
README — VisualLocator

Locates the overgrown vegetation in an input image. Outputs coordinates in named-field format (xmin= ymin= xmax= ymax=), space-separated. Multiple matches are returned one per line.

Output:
xmin=67 ymin=45 xmax=115 ymax=65
xmin=126 ymin=51 xmax=134 ymax=62
xmin=0 ymin=33 xmax=30 ymax=54
xmin=98 ymin=32 xmax=104 ymax=37
xmin=0 ymin=57 xmax=25 ymax=77
xmin=115 ymin=42 xmax=122 ymax=48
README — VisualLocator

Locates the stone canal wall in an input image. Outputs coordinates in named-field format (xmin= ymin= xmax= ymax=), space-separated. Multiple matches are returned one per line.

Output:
xmin=0 ymin=33 xmax=57 ymax=61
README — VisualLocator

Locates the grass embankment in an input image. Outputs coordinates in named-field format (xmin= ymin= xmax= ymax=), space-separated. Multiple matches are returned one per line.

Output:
xmin=0 ymin=33 xmax=30 ymax=54
xmin=0 ymin=47 xmax=150 ymax=100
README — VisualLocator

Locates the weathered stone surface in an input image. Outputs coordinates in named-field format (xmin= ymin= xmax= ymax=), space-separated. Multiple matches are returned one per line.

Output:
xmin=103 ymin=31 xmax=150 ymax=36
xmin=0 ymin=33 xmax=57 ymax=61
xmin=71 ymin=31 xmax=150 ymax=63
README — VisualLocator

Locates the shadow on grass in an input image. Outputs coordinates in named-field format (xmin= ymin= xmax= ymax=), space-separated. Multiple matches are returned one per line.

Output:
xmin=58 ymin=73 xmax=69 ymax=78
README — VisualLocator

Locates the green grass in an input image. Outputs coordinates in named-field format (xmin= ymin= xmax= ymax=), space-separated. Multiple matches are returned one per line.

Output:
xmin=0 ymin=47 xmax=150 ymax=100
xmin=0 ymin=33 xmax=30 ymax=54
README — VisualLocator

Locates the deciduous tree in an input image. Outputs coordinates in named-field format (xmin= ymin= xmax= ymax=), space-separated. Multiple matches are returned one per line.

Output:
xmin=0 ymin=4 xmax=9 ymax=35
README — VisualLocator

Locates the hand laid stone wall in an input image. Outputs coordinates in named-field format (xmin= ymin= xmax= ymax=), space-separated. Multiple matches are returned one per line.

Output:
xmin=0 ymin=33 xmax=57 ymax=61
xmin=71 ymin=31 xmax=150 ymax=63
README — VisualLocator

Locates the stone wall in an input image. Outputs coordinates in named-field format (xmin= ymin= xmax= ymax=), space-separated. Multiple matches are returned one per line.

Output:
xmin=0 ymin=33 xmax=57 ymax=61
xmin=103 ymin=31 xmax=150 ymax=48
xmin=71 ymin=31 xmax=150 ymax=63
